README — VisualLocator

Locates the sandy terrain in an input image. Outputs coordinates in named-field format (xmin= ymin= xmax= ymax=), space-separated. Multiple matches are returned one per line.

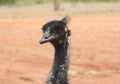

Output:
xmin=0 ymin=14 xmax=120 ymax=84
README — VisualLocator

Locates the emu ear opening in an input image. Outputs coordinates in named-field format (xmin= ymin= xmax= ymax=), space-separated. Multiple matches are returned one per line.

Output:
xmin=62 ymin=16 xmax=70 ymax=25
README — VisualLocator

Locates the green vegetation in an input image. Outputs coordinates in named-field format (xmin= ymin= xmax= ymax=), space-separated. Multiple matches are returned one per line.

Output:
xmin=0 ymin=0 xmax=15 ymax=5
xmin=0 ymin=0 xmax=44 ymax=6
xmin=0 ymin=0 xmax=120 ymax=6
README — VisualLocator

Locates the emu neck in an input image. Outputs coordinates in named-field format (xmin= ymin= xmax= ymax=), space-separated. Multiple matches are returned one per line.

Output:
xmin=49 ymin=37 xmax=69 ymax=84
xmin=53 ymin=38 xmax=69 ymax=71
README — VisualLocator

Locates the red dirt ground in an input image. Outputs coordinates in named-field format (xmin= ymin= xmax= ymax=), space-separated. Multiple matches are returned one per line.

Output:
xmin=0 ymin=14 xmax=120 ymax=84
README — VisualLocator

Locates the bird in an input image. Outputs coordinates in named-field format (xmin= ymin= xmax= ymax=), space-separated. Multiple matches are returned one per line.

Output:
xmin=40 ymin=16 xmax=71 ymax=84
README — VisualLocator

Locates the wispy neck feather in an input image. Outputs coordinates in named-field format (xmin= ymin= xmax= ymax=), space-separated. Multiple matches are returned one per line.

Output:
xmin=47 ymin=37 xmax=69 ymax=84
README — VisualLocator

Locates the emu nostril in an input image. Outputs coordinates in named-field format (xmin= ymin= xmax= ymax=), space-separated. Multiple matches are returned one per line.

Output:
xmin=45 ymin=37 xmax=48 ymax=39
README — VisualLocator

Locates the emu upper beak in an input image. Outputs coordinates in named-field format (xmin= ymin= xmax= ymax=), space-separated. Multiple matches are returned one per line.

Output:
xmin=40 ymin=31 xmax=49 ymax=44
xmin=40 ymin=31 xmax=55 ymax=44
xmin=39 ymin=36 xmax=47 ymax=44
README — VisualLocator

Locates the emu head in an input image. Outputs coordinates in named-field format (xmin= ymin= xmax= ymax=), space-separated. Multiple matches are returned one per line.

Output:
xmin=40 ymin=16 xmax=71 ymax=44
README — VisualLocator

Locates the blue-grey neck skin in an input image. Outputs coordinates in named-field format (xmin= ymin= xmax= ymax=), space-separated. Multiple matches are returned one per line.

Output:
xmin=47 ymin=36 xmax=69 ymax=84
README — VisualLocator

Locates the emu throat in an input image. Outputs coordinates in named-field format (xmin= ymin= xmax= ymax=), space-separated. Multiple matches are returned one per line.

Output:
xmin=48 ymin=37 xmax=69 ymax=84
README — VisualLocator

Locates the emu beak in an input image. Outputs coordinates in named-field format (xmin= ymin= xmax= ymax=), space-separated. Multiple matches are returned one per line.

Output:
xmin=40 ymin=31 xmax=54 ymax=44
xmin=40 ymin=32 xmax=49 ymax=44
xmin=39 ymin=36 xmax=46 ymax=44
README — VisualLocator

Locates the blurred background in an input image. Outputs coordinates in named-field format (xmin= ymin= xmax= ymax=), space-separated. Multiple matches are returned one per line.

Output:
xmin=0 ymin=0 xmax=120 ymax=19
xmin=0 ymin=0 xmax=120 ymax=84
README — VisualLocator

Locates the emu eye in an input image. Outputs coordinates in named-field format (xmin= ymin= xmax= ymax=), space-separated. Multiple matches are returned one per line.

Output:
xmin=52 ymin=27 xmax=62 ymax=34
xmin=57 ymin=28 xmax=62 ymax=34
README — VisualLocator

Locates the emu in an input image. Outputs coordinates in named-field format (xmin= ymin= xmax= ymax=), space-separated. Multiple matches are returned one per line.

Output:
xmin=40 ymin=16 xmax=71 ymax=84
